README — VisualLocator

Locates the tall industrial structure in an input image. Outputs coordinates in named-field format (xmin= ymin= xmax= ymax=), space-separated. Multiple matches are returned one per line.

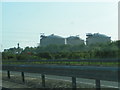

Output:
xmin=40 ymin=34 xmax=65 ymax=46
xmin=86 ymin=33 xmax=111 ymax=45
xmin=66 ymin=36 xmax=84 ymax=45
xmin=40 ymin=33 xmax=111 ymax=46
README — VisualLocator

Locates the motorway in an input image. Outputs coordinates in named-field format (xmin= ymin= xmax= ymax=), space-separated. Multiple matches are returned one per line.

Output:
xmin=2 ymin=70 xmax=119 ymax=88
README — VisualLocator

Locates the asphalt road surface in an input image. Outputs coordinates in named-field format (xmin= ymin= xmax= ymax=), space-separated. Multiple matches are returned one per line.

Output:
xmin=2 ymin=70 xmax=119 ymax=88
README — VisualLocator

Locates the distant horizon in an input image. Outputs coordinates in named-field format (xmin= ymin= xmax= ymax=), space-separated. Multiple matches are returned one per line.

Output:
xmin=2 ymin=32 xmax=118 ymax=50
xmin=2 ymin=32 xmax=118 ymax=51
xmin=1 ymin=2 xmax=118 ymax=51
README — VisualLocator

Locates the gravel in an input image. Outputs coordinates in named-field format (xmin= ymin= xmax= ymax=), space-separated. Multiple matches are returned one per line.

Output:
xmin=2 ymin=73 xmax=117 ymax=90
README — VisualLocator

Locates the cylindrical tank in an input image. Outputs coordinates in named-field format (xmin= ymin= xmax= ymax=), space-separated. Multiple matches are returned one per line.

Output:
xmin=66 ymin=36 xmax=84 ymax=45
xmin=40 ymin=34 xmax=65 ymax=46
xmin=86 ymin=33 xmax=111 ymax=45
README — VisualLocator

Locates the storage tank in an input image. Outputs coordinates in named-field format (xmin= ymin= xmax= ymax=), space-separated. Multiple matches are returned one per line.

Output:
xmin=66 ymin=35 xmax=84 ymax=45
xmin=86 ymin=33 xmax=111 ymax=45
xmin=40 ymin=34 xmax=65 ymax=46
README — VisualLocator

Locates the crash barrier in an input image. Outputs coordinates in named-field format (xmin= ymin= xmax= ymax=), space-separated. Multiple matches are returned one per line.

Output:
xmin=2 ymin=64 xmax=119 ymax=90
xmin=2 ymin=59 xmax=119 ymax=62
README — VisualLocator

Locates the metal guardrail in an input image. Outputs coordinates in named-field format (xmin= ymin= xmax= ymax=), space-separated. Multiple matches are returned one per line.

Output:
xmin=2 ymin=64 xmax=120 ymax=90
xmin=2 ymin=58 xmax=120 ymax=62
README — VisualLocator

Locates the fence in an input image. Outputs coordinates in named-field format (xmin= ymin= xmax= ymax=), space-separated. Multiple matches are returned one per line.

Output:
xmin=2 ymin=64 xmax=120 ymax=90
xmin=2 ymin=58 xmax=119 ymax=62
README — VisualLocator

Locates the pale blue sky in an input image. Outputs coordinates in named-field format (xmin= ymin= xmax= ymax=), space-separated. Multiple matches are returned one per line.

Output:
xmin=1 ymin=2 xmax=118 ymax=50
xmin=0 ymin=2 xmax=2 ymax=52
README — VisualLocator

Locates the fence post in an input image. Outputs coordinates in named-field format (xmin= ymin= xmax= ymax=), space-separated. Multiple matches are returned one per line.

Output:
xmin=96 ymin=79 xmax=101 ymax=90
xmin=41 ymin=74 xmax=45 ymax=87
xmin=7 ymin=71 xmax=10 ymax=79
xmin=21 ymin=72 xmax=25 ymax=83
xmin=72 ymin=77 xmax=76 ymax=90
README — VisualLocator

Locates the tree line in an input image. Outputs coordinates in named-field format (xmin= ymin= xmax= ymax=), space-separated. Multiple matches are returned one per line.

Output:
xmin=2 ymin=40 xmax=120 ymax=60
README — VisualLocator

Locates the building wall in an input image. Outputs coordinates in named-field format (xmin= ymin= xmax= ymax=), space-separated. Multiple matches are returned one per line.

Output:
xmin=86 ymin=36 xmax=111 ymax=45
xmin=66 ymin=38 xmax=84 ymax=45
xmin=40 ymin=37 xmax=65 ymax=46
xmin=40 ymin=33 xmax=111 ymax=46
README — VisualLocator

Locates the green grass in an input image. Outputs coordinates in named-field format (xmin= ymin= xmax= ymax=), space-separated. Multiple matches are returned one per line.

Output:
xmin=2 ymin=61 xmax=120 ymax=67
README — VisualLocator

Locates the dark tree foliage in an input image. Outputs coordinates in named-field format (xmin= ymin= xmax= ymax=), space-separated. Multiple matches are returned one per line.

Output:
xmin=2 ymin=40 xmax=120 ymax=60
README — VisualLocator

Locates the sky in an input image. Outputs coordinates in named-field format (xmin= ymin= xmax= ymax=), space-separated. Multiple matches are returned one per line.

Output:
xmin=1 ymin=1 xmax=118 ymax=51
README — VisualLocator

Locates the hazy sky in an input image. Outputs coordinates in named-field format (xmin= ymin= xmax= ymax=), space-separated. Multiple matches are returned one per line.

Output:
xmin=1 ymin=1 xmax=118 ymax=51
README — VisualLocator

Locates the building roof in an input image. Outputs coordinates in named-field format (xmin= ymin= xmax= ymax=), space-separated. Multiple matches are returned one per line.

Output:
xmin=67 ymin=36 xmax=83 ymax=40
xmin=86 ymin=33 xmax=110 ymax=38
xmin=94 ymin=33 xmax=110 ymax=37
xmin=47 ymin=34 xmax=64 ymax=39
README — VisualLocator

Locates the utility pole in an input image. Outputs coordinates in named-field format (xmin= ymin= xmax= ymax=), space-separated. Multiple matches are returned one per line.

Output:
xmin=17 ymin=43 xmax=20 ymax=54
xmin=17 ymin=43 xmax=19 ymax=49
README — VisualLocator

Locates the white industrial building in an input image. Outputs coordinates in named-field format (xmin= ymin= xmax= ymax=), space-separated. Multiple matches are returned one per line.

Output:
xmin=86 ymin=33 xmax=111 ymax=45
xmin=66 ymin=36 xmax=84 ymax=45
xmin=40 ymin=33 xmax=111 ymax=46
xmin=40 ymin=34 xmax=65 ymax=46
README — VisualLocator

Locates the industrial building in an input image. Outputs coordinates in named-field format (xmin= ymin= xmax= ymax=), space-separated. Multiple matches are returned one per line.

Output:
xmin=40 ymin=33 xmax=111 ymax=46
xmin=40 ymin=34 xmax=65 ymax=46
xmin=86 ymin=33 xmax=111 ymax=45
xmin=66 ymin=36 xmax=84 ymax=45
